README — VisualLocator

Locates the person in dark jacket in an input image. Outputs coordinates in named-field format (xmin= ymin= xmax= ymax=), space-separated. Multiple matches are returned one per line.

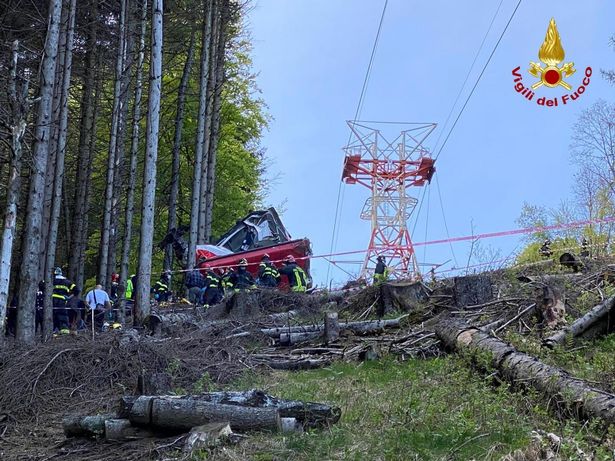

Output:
xmin=374 ymin=256 xmax=389 ymax=284
xmin=52 ymin=267 xmax=75 ymax=334
xmin=279 ymin=255 xmax=308 ymax=293
xmin=202 ymin=264 xmax=223 ymax=307
xmin=257 ymin=254 xmax=280 ymax=288
xmin=231 ymin=259 xmax=255 ymax=290
xmin=220 ymin=267 xmax=234 ymax=295
xmin=36 ymin=281 xmax=45 ymax=334
xmin=110 ymin=273 xmax=120 ymax=302
xmin=67 ymin=286 xmax=86 ymax=331
xmin=185 ymin=268 xmax=206 ymax=305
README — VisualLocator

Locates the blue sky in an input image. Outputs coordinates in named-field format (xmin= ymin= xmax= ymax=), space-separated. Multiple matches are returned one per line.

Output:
xmin=247 ymin=0 xmax=614 ymax=287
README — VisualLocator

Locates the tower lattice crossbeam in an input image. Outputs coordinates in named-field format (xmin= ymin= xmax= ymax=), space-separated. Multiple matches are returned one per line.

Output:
xmin=341 ymin=121 xmax=436 ymax=280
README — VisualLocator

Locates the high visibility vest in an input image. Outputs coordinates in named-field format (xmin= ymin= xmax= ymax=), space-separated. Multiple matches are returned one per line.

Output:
xmin=125 ymin=278 xmax=133 ymax=300
xmin=291 ymin=267 xmax=307 ymax=292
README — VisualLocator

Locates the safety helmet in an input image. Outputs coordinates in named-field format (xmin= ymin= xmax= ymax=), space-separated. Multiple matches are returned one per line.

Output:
xmin=54 ymin=267 xmax=63 ymax=276
xmin=238 ymin=258 xmax=248 ymax=267
xmin=377 ymin=256 xmax=385 ymax=262
xmin=284 ymin=255 xmax=295 ymax=264
xmin=261 ymin=254 xmax=270 ymax=260
xmin=111 ymin=273 xmax=120 ymax=283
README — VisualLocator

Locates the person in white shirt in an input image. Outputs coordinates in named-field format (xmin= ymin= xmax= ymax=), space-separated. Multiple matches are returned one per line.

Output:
xmin=85 ymin=285 xmax=111 ymax=330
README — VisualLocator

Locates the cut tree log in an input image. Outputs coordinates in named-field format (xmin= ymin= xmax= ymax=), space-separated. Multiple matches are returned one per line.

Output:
xmin=435 ymin=319 xmax=615 ymax=426
xmin=543 ymin=296 xmax=615 ymax=348
xmin=104 ymin=418 xmax=155 ymax=441
xmin=63 ymin=414 xmax=115 ymax=438
xmin=183 ymin=422 xmax=232 ymax=452
xmin=263 ymin=357 xmax=331 ymax=370
xmin=324 ymin=312 xmax=340 ymax=344
xmin=128 ymin=395 xmax=281 ymax=432
xmin=343 ymin=316 xmax=408 ymax=334
xmin=119 ymin=390 xmax=341 ymax=428
xmin=271 ymin=316 xmax=408 ymax=344
xmin=145 ymin=311 xmax=203 ymax=336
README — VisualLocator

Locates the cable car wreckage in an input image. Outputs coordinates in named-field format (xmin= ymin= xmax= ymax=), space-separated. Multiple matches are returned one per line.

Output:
xmin=158 ymin=208 xmax=313 ymax=288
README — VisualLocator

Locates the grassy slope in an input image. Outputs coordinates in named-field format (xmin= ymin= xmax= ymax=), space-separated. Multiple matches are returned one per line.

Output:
xmin=184 ymin=349 xmax=608 ymax=461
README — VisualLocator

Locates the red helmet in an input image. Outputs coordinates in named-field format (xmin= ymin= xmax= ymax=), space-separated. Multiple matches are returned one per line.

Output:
xmin=111 ymin=273 xmax=120 ymax=283
xmin=262 ymin=254 xmax=270 ymax=260
xmin=203 ymin=264 xmax=211 ymax=270
xmin=284 ymin=255 xmax=296 ymax=264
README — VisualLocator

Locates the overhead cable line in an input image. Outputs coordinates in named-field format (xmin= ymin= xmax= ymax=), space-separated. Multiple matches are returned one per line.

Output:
xmin=434 ymin=0 xmax=522 ymax=161
xmin=326 ymin=0 xmax=389 ymax=283
xmin=432 ymin=0 xmax=505 ymax=153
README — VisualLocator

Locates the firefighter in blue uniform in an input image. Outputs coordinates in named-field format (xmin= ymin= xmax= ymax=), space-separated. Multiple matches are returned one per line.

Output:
xmin=257 ymin=254 xmax=280 ymax=288
xmin=279 ymin=255 xmax=308 ymax=293
xmin=52 ymin=267 xmax=75 ymax=334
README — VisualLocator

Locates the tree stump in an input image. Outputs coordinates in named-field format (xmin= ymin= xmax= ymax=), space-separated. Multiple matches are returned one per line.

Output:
xmin=324 ymin=312 xmax=339 ymax=344
xmin=453 ymin=275 xmax=493 ymax=307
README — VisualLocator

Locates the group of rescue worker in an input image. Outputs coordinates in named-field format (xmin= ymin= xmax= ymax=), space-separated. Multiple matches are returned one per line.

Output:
xmin=185 ymin=254 xmax=309 ymax=307
xmin=539 ymin=237 xmax=591 ymax=259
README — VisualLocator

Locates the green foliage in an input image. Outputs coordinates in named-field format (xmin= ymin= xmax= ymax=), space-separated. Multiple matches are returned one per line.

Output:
xmin=515 ymin=237 xmax=579 ymax=265
xmin=193 ymin=372 xmax=215 ymax=393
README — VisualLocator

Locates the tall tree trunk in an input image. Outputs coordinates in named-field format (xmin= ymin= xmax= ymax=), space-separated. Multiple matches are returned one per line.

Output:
xmin=69 ymin=0 xmax=99 ymax=286
xmin=0 ymin=41 xmax=29 ymax=338
xmin=119 ymin=0 xmax=147 ymax=325
xmin=203 ymin=0 xmax=229 ymax=242
xmin=99 ymin=0 xmax=127 ymax=289
xmin=164 ymin=30 xmax=196 ymax=273
xmin=198 ymin=0 xmax=219 ymax=244
xmin=17 ymin=0 xmax=63 ymax=344
xmin=187 ymin=0 xmax=214 ymax=270
xmin=44 ymin=0 xmax=77 ymax=297
xmin=39 ymin=3 xmax=68 ymax=281
xmin=135 ymin=0 xmax=163 ymax=324
xmin=107 ymin=6 xmax=136 ymax=287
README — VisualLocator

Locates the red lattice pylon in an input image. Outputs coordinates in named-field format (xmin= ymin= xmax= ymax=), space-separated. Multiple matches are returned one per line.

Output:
xmin=341 ymin=121 xmax=436 ymax=280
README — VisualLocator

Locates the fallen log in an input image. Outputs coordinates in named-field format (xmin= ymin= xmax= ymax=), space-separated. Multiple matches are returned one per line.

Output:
xmin=119 ymin=390 xmax=341 ymax=428
xmin=543 ymin=296 xmax=615 ymax=348
xmin=273 ymin=316 xmax=408 ymax=344
xmin=262 ymin=324 xmax=323 ymax=337
xmin=128 ymin=396 xmax=281 ymax=433
xmin=279 ymin=330 xmax=323 ymax=345
xmin=263 ymin=358 xmax=331 ymax=371
xmin=145 ymin=312 xmax=202 ymax=336
xmin=104 ymin=418 xmax=155 ymax=441
xmin=63 ymin=414 xmax=115 ymax=438
xmin=343 ymin=316 xmax=407 ymax=334
xmin=435 ymin=319 xmax=615 ymax=426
